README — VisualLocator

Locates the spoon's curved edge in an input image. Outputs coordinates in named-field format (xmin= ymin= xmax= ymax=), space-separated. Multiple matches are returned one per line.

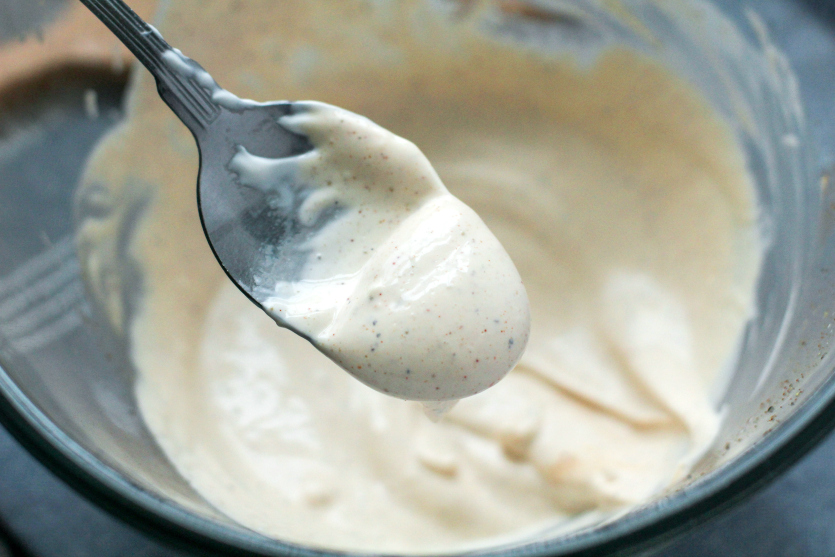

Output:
xmin=188 ymin=101 xmax=319 ymax=347
xmin=197 ymin=165 xmax=318 ymax=346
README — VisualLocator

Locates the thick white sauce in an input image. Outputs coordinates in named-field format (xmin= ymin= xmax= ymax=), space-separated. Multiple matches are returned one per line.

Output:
xmin=163 ymin=45 xmax=531 ymax=403
xmin=76 ymin=0 xmax=763 ymax=553
xmin=238 ymin=102 xmax=530 ymax=402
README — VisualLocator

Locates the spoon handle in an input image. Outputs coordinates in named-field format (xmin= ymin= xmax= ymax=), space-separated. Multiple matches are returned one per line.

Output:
xmin=79 ymin=0 xmax=221 ymax=130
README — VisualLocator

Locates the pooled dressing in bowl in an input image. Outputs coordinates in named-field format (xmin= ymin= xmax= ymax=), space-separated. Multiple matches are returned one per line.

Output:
xmin=75 ymin=0 xmax=779 ymax=553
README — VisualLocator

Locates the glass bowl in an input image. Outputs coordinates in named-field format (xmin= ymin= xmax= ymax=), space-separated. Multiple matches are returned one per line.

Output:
xmin=2 ymin=1 xmax=835 ymax=555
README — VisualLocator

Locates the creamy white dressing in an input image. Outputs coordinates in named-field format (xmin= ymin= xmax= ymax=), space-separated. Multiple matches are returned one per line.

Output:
xmin=75 ymin=0 xmax=763 ymax=553
xmin=164 ymin=45 xmax=532 ymax=403
xmin=235 ymin=102 xmax=530 ymax=402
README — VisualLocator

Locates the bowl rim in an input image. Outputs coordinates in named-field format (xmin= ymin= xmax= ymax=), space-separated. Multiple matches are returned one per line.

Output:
xmin=1 ymin=355 xmax=835 ymax=557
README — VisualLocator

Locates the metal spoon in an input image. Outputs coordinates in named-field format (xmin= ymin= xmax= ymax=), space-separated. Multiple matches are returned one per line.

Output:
xmin=80 ymin=0 xmax=319 ymax=332
xmin=79 ymin=0 xmax=531 ymax=410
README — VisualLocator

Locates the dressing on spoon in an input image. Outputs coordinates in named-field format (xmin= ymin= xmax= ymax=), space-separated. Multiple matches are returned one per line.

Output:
xmin=162 ymin=46 xmax=531 ymax=405
xmin=232 ymin=102 xmax=531 ymax=405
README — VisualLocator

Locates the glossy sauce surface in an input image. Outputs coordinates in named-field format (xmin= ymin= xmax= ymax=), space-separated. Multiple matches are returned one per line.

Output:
xmin=242 ymin=102 xmax=530 ymax=402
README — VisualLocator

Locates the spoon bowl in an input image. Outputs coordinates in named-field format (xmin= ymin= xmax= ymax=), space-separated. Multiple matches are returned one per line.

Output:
xmin=195 ymin=101 xmax=315 ymax=311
